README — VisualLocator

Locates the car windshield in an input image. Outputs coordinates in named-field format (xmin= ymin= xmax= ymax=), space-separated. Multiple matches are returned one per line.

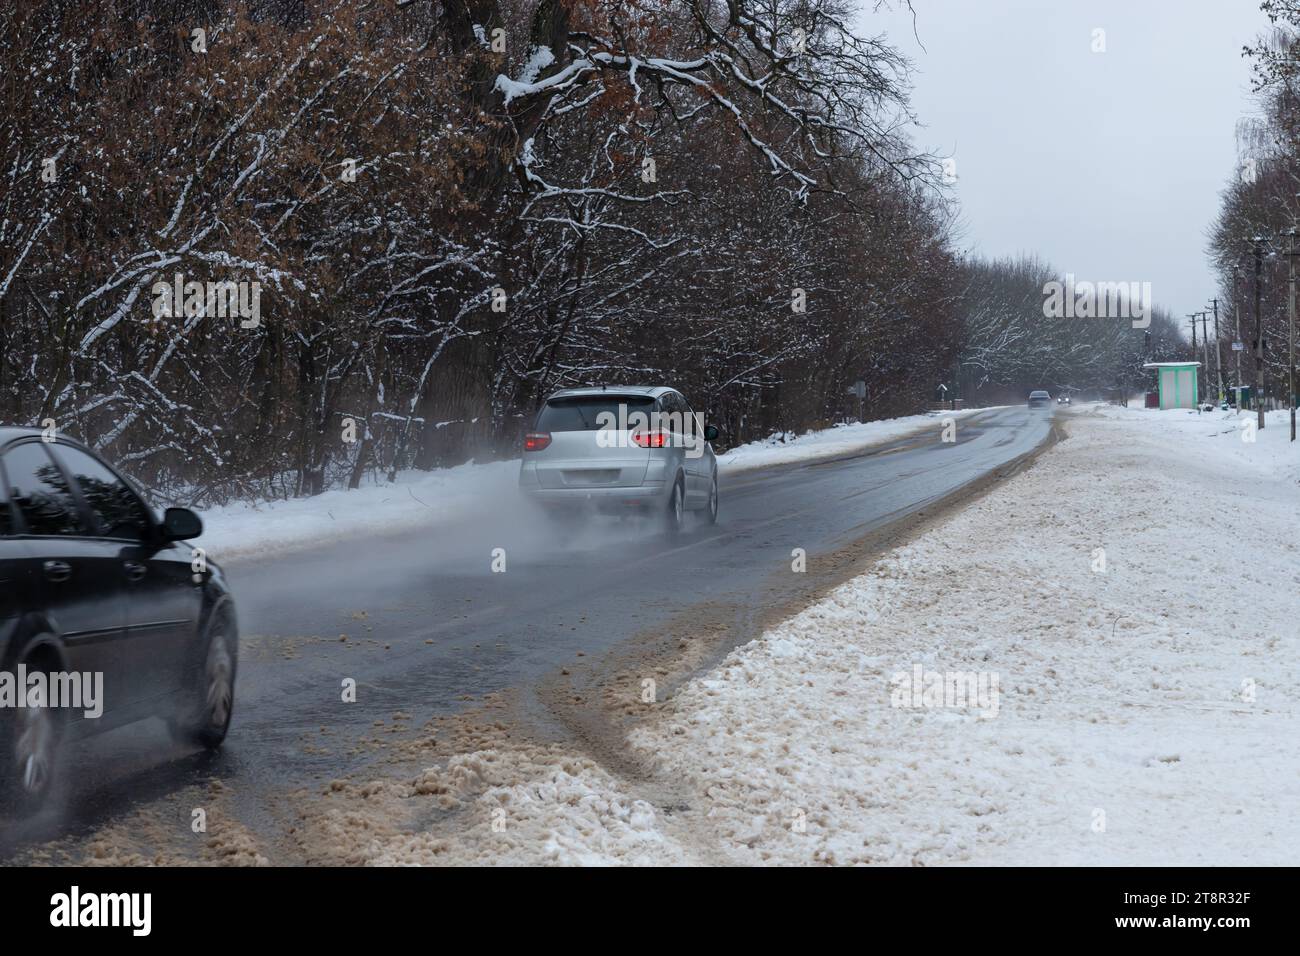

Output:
xmin=536 ymin=396 xmax=656 ymax=431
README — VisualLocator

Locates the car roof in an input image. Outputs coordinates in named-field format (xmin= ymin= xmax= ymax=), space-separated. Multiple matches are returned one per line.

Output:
xmin=0 ymin=426 xmax=92 ymax=451
xmin=1029 ymin=390 xmax=1050 ymax=396
xmin=0 ymin=426 xmax=46 ymax=445
xmin=545 ymin=386 xmax=674 ymax=400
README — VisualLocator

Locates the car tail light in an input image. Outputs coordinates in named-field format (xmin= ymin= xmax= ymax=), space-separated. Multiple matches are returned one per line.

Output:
xmin=524 ymin=432 xmax=551 ymax=452
xmin=631 ymin=430 xmax=668 ymax=448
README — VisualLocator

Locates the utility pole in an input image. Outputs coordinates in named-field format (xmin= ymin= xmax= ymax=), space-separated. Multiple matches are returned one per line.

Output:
xmin=1233 ymin=265 xmax=1243 ymax=398
xmin=1200 ymin=311 xmax=1211 ymax=395
xmin=1253 ymin=237 xmax=1266 ymax=431
xmin=1208 ymin=298 xmax=1224 ymax=403
xmin=1288 ymin=228 xmax=1297 ymax=441
xmin=1186 ymin=312 xmax=1204 ymax=404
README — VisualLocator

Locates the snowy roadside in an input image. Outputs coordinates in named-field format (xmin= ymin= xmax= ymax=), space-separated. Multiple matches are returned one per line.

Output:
xmin=196 ymin=409 xmax=986 ymax=564
xmin=314 ymin=402 xmax=1300 ymax=865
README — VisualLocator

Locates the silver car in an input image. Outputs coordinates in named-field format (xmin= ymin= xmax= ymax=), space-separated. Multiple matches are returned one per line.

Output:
xmin=519 ymin=386 xmax=719 ymax=532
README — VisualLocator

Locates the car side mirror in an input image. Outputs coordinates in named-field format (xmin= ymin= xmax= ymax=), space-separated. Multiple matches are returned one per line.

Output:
xmin=162 ymin=506 xmax=203 ymax=542
xmin=703 ymin=425 xmax=719 ymax=442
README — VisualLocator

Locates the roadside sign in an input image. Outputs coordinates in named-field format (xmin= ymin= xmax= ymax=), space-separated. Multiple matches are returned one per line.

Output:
xmin=1232 ymin=341 xmax=1245 ymax=351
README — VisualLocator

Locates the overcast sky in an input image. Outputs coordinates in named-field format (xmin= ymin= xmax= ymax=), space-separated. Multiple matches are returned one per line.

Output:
xmin=865 ymin=0 xmax=1269 ymax=323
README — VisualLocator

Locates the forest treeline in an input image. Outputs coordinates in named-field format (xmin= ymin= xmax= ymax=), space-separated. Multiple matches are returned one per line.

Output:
xmin=0 ymin=1 xmax=1169 ymax=504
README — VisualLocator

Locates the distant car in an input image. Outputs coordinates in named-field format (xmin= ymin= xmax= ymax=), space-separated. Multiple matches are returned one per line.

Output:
xmin=1056 ymin=395 xmax=1071 ymax=405
xmin=519 ymin=386 xmax=719 ymax=532
xmin=1028 ymin=390 xmax=1051 ymax=409
xmin=0 ymin=428 xmax=236 ymax=809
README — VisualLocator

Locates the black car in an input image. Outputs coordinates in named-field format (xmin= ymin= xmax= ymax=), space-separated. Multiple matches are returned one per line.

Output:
xmin=0 ymin=427 xmax=236 ymax=809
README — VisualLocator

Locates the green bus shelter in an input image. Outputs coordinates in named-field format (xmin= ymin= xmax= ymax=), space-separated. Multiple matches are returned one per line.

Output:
xmin=1143 ymin=362 xmax=1201 ymax=410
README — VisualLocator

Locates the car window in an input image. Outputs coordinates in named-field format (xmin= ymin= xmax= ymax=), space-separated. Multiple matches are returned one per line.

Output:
xmin=51 ymin=445 xmax=152 ymax=540
xmin=661 ymin=392 xmax=697 ymax=432
xmin=657 ymin=392 xmax=680 ymax=429
xmin=537 ymin=396 xmax=656 ymax=431
xmin=0 ymin=463 xmax=12 ymax=537
xmin=2 ymin=442 xmax=87 ymax=536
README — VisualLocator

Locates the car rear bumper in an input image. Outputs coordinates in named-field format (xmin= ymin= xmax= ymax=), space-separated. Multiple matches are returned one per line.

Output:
xmin=520 ymin=480 xmax=668 ymax=512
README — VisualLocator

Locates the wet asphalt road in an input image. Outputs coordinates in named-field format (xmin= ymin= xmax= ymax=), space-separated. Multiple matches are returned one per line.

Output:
xmin=3 ymin=405 xmax=1053 ymax=855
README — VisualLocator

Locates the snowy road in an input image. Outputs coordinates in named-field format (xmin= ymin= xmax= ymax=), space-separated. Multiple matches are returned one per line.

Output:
xmin=2 ymin=405 xmax=1053 ymax=859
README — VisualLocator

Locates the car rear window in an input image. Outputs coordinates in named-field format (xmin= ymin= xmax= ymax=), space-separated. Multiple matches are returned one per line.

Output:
xmin=537 ymin=396 xmax=656 ymax=431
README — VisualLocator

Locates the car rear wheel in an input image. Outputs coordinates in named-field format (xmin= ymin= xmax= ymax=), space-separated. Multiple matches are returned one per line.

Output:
xmin=0 ymin=653 xmax=65 ymax=811
xmin=664 ymin=477 xmax=685 ymax=535
xmin=171 ymin=605 xmax=237 ymax=750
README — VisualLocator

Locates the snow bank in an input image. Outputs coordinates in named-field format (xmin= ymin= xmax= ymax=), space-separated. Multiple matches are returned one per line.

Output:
xmin=1088 ymin=402 xmax=1300 ymax=484
xmin=195 ymin=460 xmax=520 ymax=564
xmin=301 ymin=741 xmax=694 ymax=867
xmin=622 ymin=403 xmax=1300 ymax=864
xmin=369 ymin=748 xmax=683 ymax=867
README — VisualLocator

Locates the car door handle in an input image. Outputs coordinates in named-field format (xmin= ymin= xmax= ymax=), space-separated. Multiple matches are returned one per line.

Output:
xmin=123 ymin=561 xmax=148 ymax=582
xmin=43 ymin=560 xmax=72 ymax=583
